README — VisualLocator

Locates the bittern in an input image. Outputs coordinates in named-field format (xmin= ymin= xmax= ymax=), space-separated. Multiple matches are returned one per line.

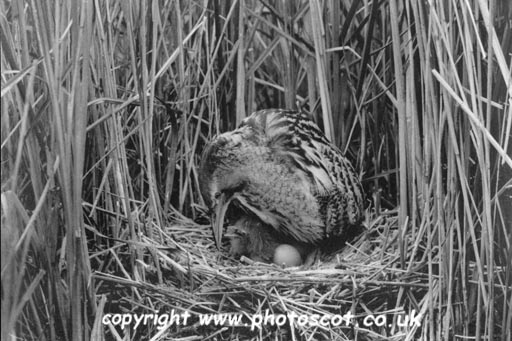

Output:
xmin=199 ymin=109 xmax=364 ymax=249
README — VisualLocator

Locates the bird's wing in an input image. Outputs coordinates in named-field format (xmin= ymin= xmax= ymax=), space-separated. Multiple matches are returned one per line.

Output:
xmin=241 ymin=110 xmax=333 ymax=193
xmin=241 ymin=109 xmax=364 ymax=235
xmin=314 ymin=144 xmax=364 ymax=233
xmin=288 ymin=118 xmax=363 ymax=231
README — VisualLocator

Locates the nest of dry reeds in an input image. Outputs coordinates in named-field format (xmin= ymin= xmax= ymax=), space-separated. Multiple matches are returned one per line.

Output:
xmin=93 ymin=209 xmax=431 ymax=340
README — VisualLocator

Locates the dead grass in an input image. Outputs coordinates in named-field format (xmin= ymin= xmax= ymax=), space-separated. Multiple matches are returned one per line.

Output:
xmin=92 ymin=210 xmax=430 ymax=340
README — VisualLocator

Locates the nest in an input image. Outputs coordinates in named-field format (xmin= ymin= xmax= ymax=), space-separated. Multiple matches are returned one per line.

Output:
xmin=94 ymin=209 xmax=430 ymax=340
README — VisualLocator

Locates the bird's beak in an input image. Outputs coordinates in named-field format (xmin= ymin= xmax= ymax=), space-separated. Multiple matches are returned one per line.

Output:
xmin=212 ymin=193 xmax=232 ymax=249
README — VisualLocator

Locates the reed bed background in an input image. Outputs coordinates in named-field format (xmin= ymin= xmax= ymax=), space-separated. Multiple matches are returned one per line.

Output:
xmin=1 ymin=0 xmax=510 ymax=340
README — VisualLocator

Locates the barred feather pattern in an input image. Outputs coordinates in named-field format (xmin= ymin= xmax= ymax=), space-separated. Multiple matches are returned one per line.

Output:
xmin=199 ymin=109 xmax=364 ymax=244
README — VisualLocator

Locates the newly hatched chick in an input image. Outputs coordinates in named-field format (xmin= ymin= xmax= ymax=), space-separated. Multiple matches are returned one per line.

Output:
xmin=226 ymin=215 xmax=307 ymax=267
xmin=226 ymin=215 xmax=280 ymax=263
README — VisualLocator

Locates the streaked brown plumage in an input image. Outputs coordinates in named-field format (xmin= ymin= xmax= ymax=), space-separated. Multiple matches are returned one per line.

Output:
xmin=199 ymin=109 xmax=364 ymax=249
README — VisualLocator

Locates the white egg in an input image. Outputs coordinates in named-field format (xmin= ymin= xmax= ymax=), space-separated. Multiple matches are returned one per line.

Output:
xmin=273 ymin=244 xmax=302 ymax=267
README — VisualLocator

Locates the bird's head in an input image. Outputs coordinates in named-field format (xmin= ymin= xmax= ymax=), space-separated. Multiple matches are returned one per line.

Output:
xmin=199 ymin=131 xmax=249 ymax=248
xmin=225 ymin=223 xmax=250 ymax=258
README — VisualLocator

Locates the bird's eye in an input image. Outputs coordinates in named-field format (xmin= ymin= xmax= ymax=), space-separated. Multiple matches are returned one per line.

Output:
xmin=214 ymin=192 xmax=221 ymax=199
